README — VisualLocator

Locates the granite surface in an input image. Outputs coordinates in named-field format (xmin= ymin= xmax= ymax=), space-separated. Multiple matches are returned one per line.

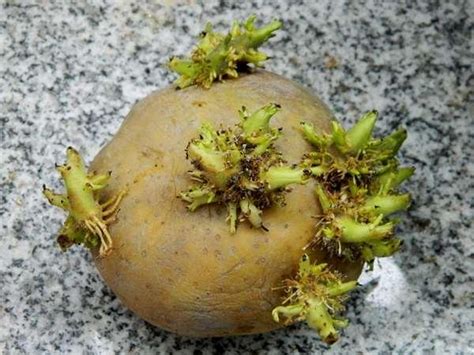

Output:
xmin=1 ymin=0 xmax=473 ymax=354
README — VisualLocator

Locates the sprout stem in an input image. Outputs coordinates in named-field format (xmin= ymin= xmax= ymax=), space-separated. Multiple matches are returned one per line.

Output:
xmin=377 ymin=167 xmax=415 ymax=193
xmin=241 ymin=103 xmax=280 ymax=137
xmin=336 ymin=215 xmax=394 ymax=243
xmin=345 ymin=110 xmax=377 ymax=153
xmin=306 ymin=299 xmax=340 ymax=344
xmin=263 ymin=166 xmax=307 ymax=190
xmin=314 ymin=185 xmax=331 ymax=213
xmin=362 ymin=193 xmax=411 ymax=216
xmin=301 ymin=122 xmax=328 ymax=148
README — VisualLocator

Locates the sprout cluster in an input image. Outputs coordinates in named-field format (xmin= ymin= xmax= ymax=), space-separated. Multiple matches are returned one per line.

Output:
xmin=43 ymin=147 xmax=126 ymax=257
xmin=300 ymin=111 xmax=413 ymax=268
xmin=272 ymin=255 xmax=357 ymax=344
xmin=272 ymin=111 xmax=413 ymax=342
xmin=180 ymin=103 xmax=310 ymax=232
xmin=169 ymin=15 xmax=282 ymax=89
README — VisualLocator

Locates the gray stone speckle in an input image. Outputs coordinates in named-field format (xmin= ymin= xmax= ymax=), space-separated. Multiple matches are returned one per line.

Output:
xmin=1 ymin=0 xmax=473 ymax=354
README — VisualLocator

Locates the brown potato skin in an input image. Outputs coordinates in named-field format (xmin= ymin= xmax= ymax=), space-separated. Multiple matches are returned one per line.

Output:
xmin=91 ymin=70 xmax=363 ymax=337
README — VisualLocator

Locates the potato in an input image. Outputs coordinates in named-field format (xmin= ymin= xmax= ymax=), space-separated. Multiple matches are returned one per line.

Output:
xmin=44 ymin=17 xmax=413 ymax=342
xmin=89 ymin=70 xmax=363 ymax=337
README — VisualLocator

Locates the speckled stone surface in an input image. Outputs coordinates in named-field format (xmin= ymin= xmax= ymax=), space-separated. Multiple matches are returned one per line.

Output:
xmin=1 ymin=0 xmax=473 ymax=353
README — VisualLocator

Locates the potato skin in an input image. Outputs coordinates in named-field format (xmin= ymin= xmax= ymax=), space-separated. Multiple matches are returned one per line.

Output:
xmin=91 ymin=70 xmax=362 ymax=337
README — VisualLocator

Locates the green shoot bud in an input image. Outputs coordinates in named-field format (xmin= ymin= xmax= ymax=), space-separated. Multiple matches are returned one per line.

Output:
xmin=43 ymin=187 xmax=70 ymax=211
xmin=272 ymin=255 xmax=356 ymax=344
xmin=240 ymin=199 xmax=263 ymax=229
xmin=180 ymin=187 xmax=217 ymax=211
xmin=251 ymin=134 xmax=280 ymax=156
xmin=43 ymin=147 xmax=126 ymax=257
xmin=240 ymin=15 xmax=282 ymax=48
xmin=331 ymin=121 xmax=347 ymax=151
xmin=241 ymin=103 xmax=280 ymax=138
xmin=197 ymin=122 xmax=219 ymax=147
xmin=239 ymin=104 xmax=282 ymax=156
xmin=272 ymin=304 xmax=304 ymax=322
xmin=314 ymin=185 xmax=332 ymax=213
xmin=169 ymin=16 xmax=282 ymax=89
xmin=361 ymin=238 xmax=402 ymax=267
xmin=345 ymin=110 xmax=377 ymax=153
xmin=181 ymin=104 xmax=304 ymax=232
xmin=369 ymin=128 xmax=407 ymax=158
xmin=336 ymin=215 xmax=394 ymax=243
xmin=362 ymin=193 xmax=411 ymax=216
xmin=305 ymin=299 xmax=344 ymax=344
xmin=298 ymin=255 xmax=327 ymax=276
xmin=327 ymin=280 xmax=358 ymax=297
xmin=376 ymin=167 xmax=415 ymax=194
xmin=262 ymin=166 xmax=308 ymax=190
xmin=300 ymin=122 xmax=329 ymax=148
xmin=187 ymin=143 xmax=238 ymax=188
xmin=186 ymin=122 xmax=242 ymax=188
xmin=187 ymin=143 xmax=228 ymax=173
xmin=168 ymin=59 xmax=198 ymax=89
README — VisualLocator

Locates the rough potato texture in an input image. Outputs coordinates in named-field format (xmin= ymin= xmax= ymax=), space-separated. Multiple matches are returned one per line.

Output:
xmin=91 ymin=70 xmax=362 ymax=337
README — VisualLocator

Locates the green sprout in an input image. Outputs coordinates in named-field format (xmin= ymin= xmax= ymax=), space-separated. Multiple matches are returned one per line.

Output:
xmin=180 ymin=103 xmax=309 ymax=232
xmin=43 ymin=147 xmax=126 ymax=257
xmin=301 ymin=111 xmax=414 ymax=268
xmin=169 ymin=15 xmax=282 ymax=89
xmin=272 ymin=254 xmax=357 ymax=344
